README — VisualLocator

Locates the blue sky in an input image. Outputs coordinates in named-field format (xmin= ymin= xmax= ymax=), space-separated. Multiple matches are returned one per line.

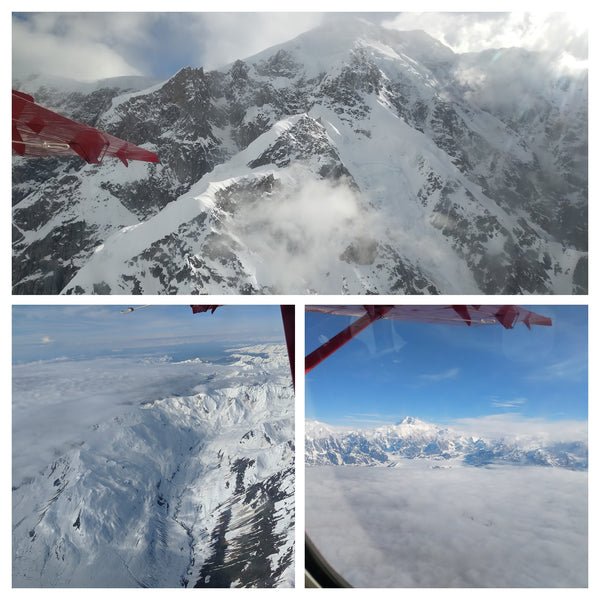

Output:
xmin=305 ymin=305 xmax=588 ymax=426
xmin=12 ymin=304 xmax=285 ymax=363
xmin=11 ymin=11 xmax=587 ymax=83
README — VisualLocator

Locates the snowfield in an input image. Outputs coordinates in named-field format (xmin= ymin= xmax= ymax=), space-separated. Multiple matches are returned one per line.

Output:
xmin=12 ymin=344 xmax=294 ymax=588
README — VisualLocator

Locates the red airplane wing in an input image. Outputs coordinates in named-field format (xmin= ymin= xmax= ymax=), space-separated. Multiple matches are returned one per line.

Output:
xmin=190 ymin=305 xmax=223 ymax=314
xmin=305 ymin=305 xmax=552 ymax=373
xmin=307 ymin=305 xmax=552 ymax=329
xmin=12 ymin=89 xmax=158 ymax=166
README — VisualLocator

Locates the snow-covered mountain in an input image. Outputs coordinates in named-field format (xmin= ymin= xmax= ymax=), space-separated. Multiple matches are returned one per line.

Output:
xmin=12 ymin=344 xmax=294 ymax=588
xmin=305 ymin=416 xmax=587 ymax=470
xmin=13 ymin=18 xmax=587 ymax=294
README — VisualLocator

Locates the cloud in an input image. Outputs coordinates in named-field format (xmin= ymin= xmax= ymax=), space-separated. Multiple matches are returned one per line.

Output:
xmin=527 ymin=356 xmax=588 ymax=382
xmin=196 ymin=12 xmax=324 ymax=70
xmin=341 ymin=413 xmax=406 ymax=427
xmin=419 ymin=367 xmax=459 ymax=381
xmin=40 ymin=336 xmax=53 ymax=344
xmin=12 ymin=346 xmax=287 ymax=487
xmin=447 ymin=413 xmax=588 ymax=444
xmin=490 ymin=396 xmax=526 ymax=408
xmin=306 ymin=463 xmax=587 ymax=587
xmin=12 ymin=12 xmax=588 ymax=84
xmin=383 ymin=13 xmax=587 ymax=119
xmin=229 ymin=171 xmax=371 ymax=293
xmin=12 ymin=13 xmax=146 ymax=82
xmin=383 ymin=12 xmax=587 ymax=60
xmin=12 ymin=12 xmax=324 ymax=82
xmin=11 ymin=355 xmax=204 ymax=484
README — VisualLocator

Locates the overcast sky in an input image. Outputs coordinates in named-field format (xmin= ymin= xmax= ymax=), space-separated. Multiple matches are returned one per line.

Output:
xmin=11 ymin=8 xmax=588 ymax=83
xmin=305 ymin=305 xmax=588 ymax=429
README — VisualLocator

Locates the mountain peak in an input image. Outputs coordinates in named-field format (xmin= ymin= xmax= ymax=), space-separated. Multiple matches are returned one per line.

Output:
xmin=243 ymin=17 xmax=454 ymax=77
xmin=13 ymin=15 xmax=587 ymax=295
xmin=396 ymin=416 xmax=421 ymax=426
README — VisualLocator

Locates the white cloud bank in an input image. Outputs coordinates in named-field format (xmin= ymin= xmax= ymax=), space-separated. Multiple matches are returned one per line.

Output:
xmin=383 ymin=12 xmax=587 ymax=61
xmin=11 ymin=12 xmax=324 ymax=82
xmin=306 ymin=463 xmax=587 ymax=587
xmin=12 ymin=349 xmax=274 ymax=487
xmin=448 ymin=413 xmax=588 ymax=445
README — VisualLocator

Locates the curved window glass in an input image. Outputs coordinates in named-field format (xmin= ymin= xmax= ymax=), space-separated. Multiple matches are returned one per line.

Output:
xmin=305 ymin=305 xmax=588 ymax=588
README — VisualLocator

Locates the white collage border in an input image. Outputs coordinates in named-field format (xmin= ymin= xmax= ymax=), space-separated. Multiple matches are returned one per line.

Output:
xmin=4 ymin=1 xmax=596 ymax=596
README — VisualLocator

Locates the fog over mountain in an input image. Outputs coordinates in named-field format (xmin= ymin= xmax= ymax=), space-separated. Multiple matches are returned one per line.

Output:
xmin=13 ymin=17 xmax=587 ymax=294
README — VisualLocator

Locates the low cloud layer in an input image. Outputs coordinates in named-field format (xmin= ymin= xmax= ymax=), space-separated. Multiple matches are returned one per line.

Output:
xmin=306 ymin=463 xmax=587 ymax=587
xmin=12 ymin=350 xmax=265 ymax=487
xmin=447 ymin=413 xmax=588 ymax=444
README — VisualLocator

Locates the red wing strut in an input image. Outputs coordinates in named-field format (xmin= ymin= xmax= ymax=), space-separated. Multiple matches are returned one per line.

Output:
xmin=305 ymin=306 xmax=394 ymax=374
xmin=280 ymin=305 xmax=296 ymax=390
xmin=12 ymin=90 xmax=159 ymax=166
xmin=305 ymin=305 xmax=552 ymax=373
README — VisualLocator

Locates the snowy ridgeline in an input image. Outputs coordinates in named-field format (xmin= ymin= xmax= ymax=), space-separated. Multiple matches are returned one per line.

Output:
xmin=306 ymin=464 xmax=588 ymax=587
xmin=12 ymin=344 xmax=294 ymax=588
xmin=305 ymin=417 xmax=588 ymax=470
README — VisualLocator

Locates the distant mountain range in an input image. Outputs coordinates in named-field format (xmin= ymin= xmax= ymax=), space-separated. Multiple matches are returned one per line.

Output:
xmin=13 ymin=17 xmax=587 ymax=294
xmin=305 ymin=416 xmax=587 ymax=470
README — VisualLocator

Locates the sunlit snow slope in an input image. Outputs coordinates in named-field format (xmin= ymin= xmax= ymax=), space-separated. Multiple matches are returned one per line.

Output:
xmin=12 ymin=345 xmax=294 ymax=588
xmin=13 ymin=18 xmax=587 ymax=294
xmin=305 ymin=417 xmax=588 ymax=469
